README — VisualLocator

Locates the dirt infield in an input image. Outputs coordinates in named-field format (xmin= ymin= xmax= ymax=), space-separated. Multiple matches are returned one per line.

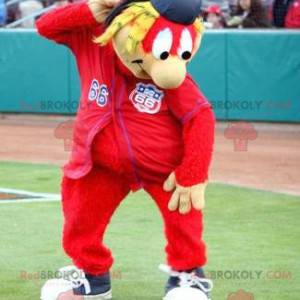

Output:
xmin=0 ymin=114 xmax=299 ymax=196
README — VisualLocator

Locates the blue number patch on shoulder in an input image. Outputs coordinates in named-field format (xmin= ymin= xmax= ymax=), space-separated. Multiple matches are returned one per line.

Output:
xmin=88 ymin=79 xmax=109 ymax=107
xmin=129 ymin=83 xmax=164 ymax=114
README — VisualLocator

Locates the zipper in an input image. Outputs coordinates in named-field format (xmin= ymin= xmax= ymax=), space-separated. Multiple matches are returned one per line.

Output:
xmin=116 ymin=82 xmax=143 ymax=189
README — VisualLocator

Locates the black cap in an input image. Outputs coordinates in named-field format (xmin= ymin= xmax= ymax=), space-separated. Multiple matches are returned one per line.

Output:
xmin=150 ymin=0 xmax=202 ymax=25
xmin=105 ymin=0 xmax=202 ymax=26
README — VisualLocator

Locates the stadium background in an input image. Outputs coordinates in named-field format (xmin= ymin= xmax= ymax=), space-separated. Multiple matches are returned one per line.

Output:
xmin=0 ymin=29 xmax=300 ymax=121
xmin=0 ymin=27 xmax=299 ymax=300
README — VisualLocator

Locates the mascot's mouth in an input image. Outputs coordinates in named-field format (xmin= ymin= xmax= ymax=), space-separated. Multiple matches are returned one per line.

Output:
xmin=132 ymin=59 xmax=143 ymax=64
xmin=131 ymin=59 xmax=150 ymax=78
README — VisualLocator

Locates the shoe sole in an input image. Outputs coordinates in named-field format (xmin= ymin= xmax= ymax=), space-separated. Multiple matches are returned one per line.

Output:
xmin=40 ymin=289 xmax=113 ymax=300
xmin=83 ymin=290 xmax=112 ymax=300
xmin=163 ymin=295 xmax=211 ymax=300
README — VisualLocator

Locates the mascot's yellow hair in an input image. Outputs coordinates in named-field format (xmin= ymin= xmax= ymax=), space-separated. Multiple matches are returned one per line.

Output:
xmin=94 ymin=1 xmax=204 ymax=53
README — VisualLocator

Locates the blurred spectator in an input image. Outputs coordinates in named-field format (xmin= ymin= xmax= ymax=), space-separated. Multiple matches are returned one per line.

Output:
xmin=46 ymin=0 xmax=69 ymax=6
xmin=6 ymin=1 xmax=19 ymax=24
xmin=285 ymin=0 xmax=300 ymax=27
xmin=1 ymin=0 xmax=71 ymax=27
xmin=0 ymin=0 xmax=7 ymax=26
xmin=273 ymin=0 xmax=300 ymax=27
xmin=54 ymin=0 xmax=69 ymax=6
xmin=227 ymin=0 xmax=271 ymax=27
xmin=17 ymin=0 xmax=43 ymax=27
xmin=203 ymin=5 xmax=225 ymax=28
xmin=202 ymin=0 xmax=230 ymax=14
xmin=273 ymin=0 xmax=294 ymax=26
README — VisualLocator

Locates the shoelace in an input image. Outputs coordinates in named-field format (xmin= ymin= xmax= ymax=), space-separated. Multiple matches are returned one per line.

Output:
xmin=59 ymin=265 xmax=92 ymax=294
xmin=159 ymin=264 xmax=213 ymax=293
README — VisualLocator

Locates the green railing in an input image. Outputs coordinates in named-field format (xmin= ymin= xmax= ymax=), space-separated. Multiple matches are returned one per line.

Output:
xmin=0 ymin=29 xmax=300 ymax=122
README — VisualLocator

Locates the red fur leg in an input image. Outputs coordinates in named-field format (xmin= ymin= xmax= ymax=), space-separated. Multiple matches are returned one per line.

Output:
xmin=145 ymin=184 xmax=207 ymax=271
xmin=61 ymin=166 xmax=130 ymax=275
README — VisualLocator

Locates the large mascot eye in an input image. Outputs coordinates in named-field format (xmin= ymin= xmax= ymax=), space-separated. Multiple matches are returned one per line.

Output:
xmin=178 ymin=28 xmax=193 ymax=60
xmin=152 ymin=28 xmax=173 ymax=60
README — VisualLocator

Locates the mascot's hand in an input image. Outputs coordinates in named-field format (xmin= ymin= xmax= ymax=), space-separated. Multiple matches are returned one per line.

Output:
xmin=163 ymin=172 xmax=207 ymax=214
xmin=88 ymin=0 xmax=121 ymax=23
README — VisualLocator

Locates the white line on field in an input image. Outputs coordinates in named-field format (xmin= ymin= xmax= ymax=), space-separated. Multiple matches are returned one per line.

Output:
xmin=0 ymin=187 xmax=60 ymax=204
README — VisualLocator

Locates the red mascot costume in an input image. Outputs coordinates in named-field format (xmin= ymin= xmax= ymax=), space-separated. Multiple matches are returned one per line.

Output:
xmin=37 ymin=0 xmax=215 ymax=299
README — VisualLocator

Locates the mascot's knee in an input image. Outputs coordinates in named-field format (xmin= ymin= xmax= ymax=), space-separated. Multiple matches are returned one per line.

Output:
xmin=61 ymin=222 xmax=85 ymax=259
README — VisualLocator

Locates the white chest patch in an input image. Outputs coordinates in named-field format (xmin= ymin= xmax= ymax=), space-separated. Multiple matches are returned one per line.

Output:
xmin=129 ymin=83 xmax=164 ymax=114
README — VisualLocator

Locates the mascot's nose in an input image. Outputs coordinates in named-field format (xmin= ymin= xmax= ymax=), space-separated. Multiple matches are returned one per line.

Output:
xmin=148 ymin=56 xmax=187 ymax=89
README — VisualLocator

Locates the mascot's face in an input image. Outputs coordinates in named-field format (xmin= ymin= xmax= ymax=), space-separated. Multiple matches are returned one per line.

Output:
xmin=113 ymin=17 xmax=202 ymax=89
xmin=95 ymin=0 xmax=204 ymax=89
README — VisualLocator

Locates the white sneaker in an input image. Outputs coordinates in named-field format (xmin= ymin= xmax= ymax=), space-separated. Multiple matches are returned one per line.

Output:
xmin=40 ymin=266 xmax=112 ymax=300
xmin=159 ymin=264 xmax=213 ymax=300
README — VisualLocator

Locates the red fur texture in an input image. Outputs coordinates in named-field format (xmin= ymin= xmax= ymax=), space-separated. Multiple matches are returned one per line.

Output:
xmin=62 ymin=109 xmax=213 ymax=275
xmin=176 ymin=107 xmax=215 ymax=186
xmin=62 ymin=166 xmax=207 ymax=275
xmin=62 ymin=167 xmax=130 ymax=275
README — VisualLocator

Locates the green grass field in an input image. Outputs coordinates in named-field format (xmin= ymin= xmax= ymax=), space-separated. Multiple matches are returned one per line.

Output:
xmin=0 ymin=161 xmax=299 ymax=300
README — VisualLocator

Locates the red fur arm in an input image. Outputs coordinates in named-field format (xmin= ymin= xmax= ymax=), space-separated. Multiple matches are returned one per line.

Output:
xmin=175 ymin=107 xmax=215 ymax=187
xmin=36 ymin=2 xmax=98 ymax=44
